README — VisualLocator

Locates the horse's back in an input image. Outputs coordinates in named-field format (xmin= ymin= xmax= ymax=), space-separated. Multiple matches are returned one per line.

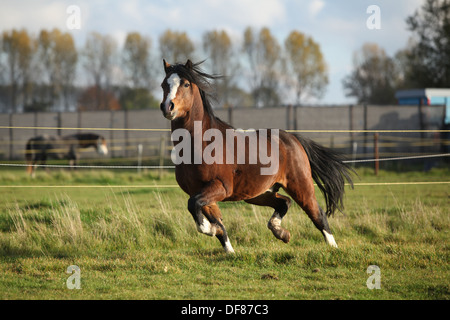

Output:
xmin=26 ymin=134 xmax=67 ymax=160
xmin=173 ymin=129 xmax=310 ymax=201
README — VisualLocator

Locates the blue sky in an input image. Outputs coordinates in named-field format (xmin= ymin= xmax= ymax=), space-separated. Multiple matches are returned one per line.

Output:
xmin=0 ymin=0 xmax=424 ymax=104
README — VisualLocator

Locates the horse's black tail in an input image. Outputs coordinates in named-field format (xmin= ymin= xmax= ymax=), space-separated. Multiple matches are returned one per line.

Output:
xmin=295 ymin=135 xmax=354 ymax=216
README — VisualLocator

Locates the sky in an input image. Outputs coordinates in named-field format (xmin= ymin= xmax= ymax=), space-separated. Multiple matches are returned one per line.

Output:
xmin=0 ymin=0 xmax=425 ymax=105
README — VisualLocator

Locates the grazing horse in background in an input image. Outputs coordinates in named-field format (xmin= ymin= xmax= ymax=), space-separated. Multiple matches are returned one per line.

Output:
xmin=25 ymin=133 xmax=108 ymax=176
xmin=160 ymin=59 xmax=353 ymax=253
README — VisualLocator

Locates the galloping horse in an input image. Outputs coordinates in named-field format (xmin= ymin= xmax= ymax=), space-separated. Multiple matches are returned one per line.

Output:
xmin=160 ymin=60 xmax=353 ymax=253
xmin=25 ymin=133 xmax=108 ymax=176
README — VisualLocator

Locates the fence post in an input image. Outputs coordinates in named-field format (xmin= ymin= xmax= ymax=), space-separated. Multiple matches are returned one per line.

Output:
xmin=349 ymin=104 xmax=354 ymax=155
xmin=34 ymin=112 xmax=38 ymax=136
xmin=227 ymin=105 xmax=233 ymax=126
xmin=57 ymin=112 xmax=62 ymax=136
xmin=137 ymin=143 xmax=143 ymax=175
xmin=352 ymin=141 xmax=358 ymax=167
xmin=9 ymin=113 xmax=13 ymax=160
xmin=293 ymin=104 xmax=298 ymax=130
xmin=363 ymin=103 xmax=368 ymax=157
xmin=124 ymin=108 xmax=129 ymax=158
xmin=159 ymin=135 xmax=166 ymax=179
xmin=109 ymin=110 xmax=114 ymax=158
xmin=77 ymin=110 xmax=82 ymax=133
xmin=418 ymin=99 xmax=425 ymax=155
xmin=285 ymin=104 xmax=291 ymax=130
xmin=374 ymin=133 xmax=379 ymax=176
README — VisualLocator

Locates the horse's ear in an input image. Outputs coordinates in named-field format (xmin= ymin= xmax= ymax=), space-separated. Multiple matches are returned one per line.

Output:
xmin=185 ymin=59 xmax=193 ymax=70
xmin=163 ymin=59 xmax=171 ymax=74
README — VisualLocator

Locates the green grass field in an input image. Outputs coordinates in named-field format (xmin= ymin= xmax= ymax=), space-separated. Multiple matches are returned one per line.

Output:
xmin=0 ymin=167 xmax=448 ymax=300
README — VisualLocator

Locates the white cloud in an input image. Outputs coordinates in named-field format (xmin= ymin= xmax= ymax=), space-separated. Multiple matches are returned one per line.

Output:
xmin=309 ymin=0 xmax=325 ymax=18
xmin=142 ymin=0 xmax=286 ymax=39
xmin=0 ymin=1 xmax=67 ymax=32
xmin=121 ymin=0 xmax=143 ymax=23
xmin=225 ymin=0 xmax=286 ymax=27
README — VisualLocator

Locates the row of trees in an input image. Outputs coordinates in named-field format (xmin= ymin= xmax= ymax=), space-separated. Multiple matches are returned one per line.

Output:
xmin=343 ymin=0 xmax=450 ymax=104
xmin=0 ymin=26 xmax=328 ymax=113
xmin=1 ymin=0 xmax=447 ymax=112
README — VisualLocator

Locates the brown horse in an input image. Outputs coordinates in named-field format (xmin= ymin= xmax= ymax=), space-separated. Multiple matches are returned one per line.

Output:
xmin=160 ymin=60 xmax=353 ymax=253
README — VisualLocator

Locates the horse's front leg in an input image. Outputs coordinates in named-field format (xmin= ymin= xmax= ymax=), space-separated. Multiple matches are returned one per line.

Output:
xmin=201 ymin=203 xmax=234 ymax=253
xmin=187 ymin=180 xmax=235 ymax=254
xmin=68 ymin=148 xmax=78 ymax=170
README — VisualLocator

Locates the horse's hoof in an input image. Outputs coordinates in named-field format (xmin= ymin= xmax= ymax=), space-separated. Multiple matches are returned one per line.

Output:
xmin=280 ymin=230 xmax=290 ymax=243
xmin=269 ymin=226 xmax=291 ymax=243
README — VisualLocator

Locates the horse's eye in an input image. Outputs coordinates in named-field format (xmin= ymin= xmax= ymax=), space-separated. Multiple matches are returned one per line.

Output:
xmin=184 ymin=82 xmax=190 ymax=88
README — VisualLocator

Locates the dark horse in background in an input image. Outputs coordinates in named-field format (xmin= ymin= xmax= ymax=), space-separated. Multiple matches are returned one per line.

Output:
xmin=25 ymin=133 xmax=108 ymax=176
xmin=160 ymin=60 xmax=353 ymax=253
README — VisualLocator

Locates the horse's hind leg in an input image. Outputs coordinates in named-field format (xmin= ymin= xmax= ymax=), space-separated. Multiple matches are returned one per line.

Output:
xmin=245 ymin=188 xmax=292 ymax=243
xmin=285 ymin=180 xmax=338 ymax=248
xmin=68 ymin=148 xmax=78 ymax=170
xmin=27 ymin=161 xmax=36 ymax=178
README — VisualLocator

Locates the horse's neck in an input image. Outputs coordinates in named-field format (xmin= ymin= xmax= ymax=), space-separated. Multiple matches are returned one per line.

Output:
xmin=171 ymin=93 xmax=213 ymax=135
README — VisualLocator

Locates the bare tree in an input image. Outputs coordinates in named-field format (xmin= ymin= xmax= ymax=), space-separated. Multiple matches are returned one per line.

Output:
xmin=242 ymin=27 xmax=281 ymax=107
xmin=37 ymin=29 xmax=55 ymax=105
xmin=122 ymin=32 xmax=151 ymax=89
xmin=58 ymin=32 xmax=77 ymax=111
xmin=202 ymin=29 xmax=238 ymax=107
xmin=83 ymin=32 xmax=117 ymax=110
xmin=2 ymin=29 xmax=34 ymax=112
xmin=159 ymin=29 xmax=194 ymax=63
xmin=37 ymin=29 xmax=77 ymax=111
xmin=403 ymin=0 xmax=450 ymax=88
xmin=284 ymin=30 xmax=328 ymax=105
xmin=121 ymin=31 xmax=156 ymax=110
xmin=342 ymin=43 xmax=398 ymax=104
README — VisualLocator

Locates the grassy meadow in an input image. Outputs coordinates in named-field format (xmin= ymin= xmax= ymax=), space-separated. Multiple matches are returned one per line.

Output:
xmin=0 ymin=166 xmax=448 ymax=300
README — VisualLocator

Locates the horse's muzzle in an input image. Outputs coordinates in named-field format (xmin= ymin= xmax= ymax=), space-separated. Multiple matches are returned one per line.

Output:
xmin=160 ymin=101 xmax=176 ymax=120
xmin=97 ymin=144 xmax=108 ymax=155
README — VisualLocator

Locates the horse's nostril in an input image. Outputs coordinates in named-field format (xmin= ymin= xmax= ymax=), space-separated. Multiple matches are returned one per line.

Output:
xmin=169 ymin=101 xmax=175 ymax=111
xmin=160 ymin=103 xmax=164 ymax=111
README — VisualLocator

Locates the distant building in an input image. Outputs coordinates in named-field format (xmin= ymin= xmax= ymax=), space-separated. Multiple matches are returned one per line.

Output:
xmin=395 ymin=88 xmax=450 ymax=125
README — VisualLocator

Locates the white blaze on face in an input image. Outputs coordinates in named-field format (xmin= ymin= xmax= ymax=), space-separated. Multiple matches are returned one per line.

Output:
xmin=97 ymin=139 xmax=108 ymax=155
xmin=165 ymin=73 xmax=181 ymax=108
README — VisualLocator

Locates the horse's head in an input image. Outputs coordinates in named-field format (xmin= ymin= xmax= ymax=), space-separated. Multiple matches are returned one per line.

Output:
xmin=160 ymin=59 xmax=201 ymax=121
xmin=96 ymin=136 xmax=108 ymax=155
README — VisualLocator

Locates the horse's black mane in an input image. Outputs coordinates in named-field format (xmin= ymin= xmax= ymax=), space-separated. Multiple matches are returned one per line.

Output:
xmin=166 ymin=60 xmax=231 ymax=128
